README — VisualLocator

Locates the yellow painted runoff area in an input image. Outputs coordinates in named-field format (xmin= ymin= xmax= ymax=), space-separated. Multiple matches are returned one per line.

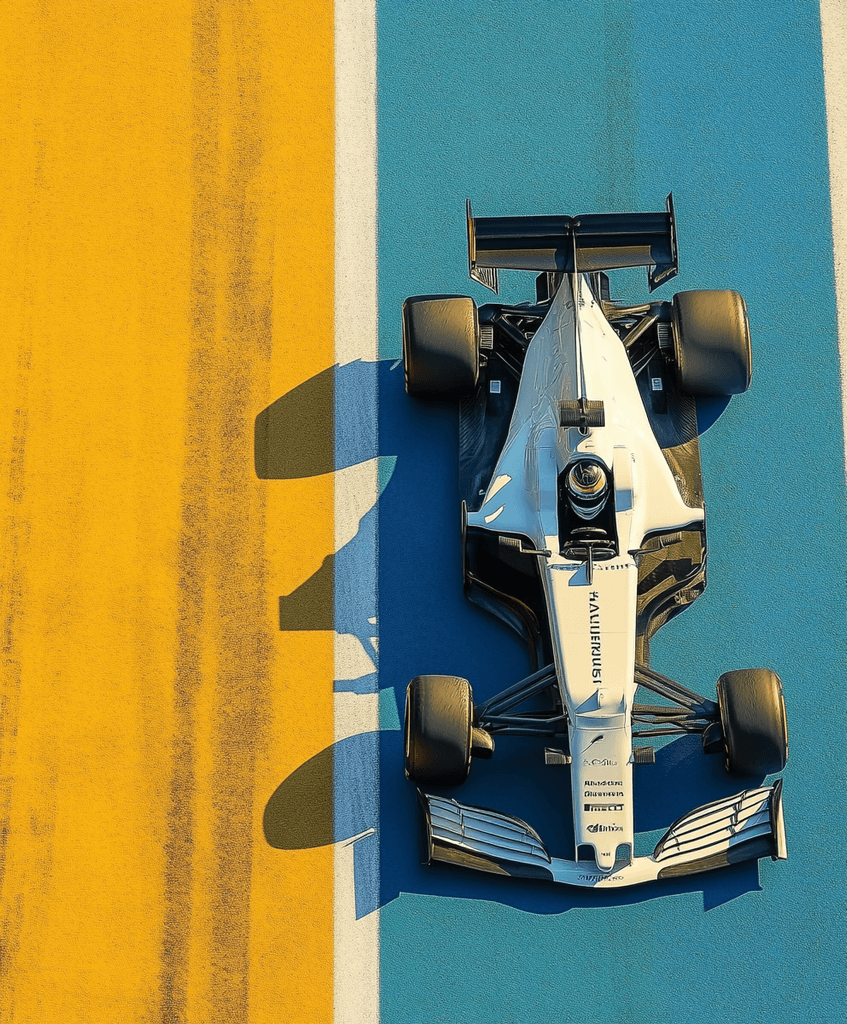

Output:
xmin=0 ymin=3 xmax=336 ymax=1022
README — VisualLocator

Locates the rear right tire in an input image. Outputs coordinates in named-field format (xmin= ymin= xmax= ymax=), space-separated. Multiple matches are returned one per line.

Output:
xmin=402 ymin=295 xmax=479 ymax=397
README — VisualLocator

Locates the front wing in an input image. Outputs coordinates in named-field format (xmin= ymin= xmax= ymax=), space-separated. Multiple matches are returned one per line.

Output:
xmin=420 ymin=780 xmax=786 ymax=889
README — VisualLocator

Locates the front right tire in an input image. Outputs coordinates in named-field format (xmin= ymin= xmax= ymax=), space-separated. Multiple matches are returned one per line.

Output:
xmin=404 ymin=675 xmax=474 ymax=785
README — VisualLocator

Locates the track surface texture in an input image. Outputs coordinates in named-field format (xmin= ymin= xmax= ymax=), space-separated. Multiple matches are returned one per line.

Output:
xmin=376 ymin=3 xmax=846 ymax=1023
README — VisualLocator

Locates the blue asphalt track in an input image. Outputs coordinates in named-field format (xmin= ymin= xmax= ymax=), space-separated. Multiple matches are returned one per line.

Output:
xmin=374 ymin=3 xmax=846 ymax=1021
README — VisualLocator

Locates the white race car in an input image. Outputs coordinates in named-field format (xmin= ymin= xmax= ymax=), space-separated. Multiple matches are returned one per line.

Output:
xmin=402 ymin=196 xmax=788 ymax=889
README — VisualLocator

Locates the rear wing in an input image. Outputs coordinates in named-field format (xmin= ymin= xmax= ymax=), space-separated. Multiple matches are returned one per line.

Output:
xmin=466 ymin=193 xmax=678 ymax=295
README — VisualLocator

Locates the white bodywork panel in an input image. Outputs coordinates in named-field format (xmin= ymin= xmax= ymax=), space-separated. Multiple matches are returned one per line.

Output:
xmin=466 ymin=275 xmax=704 ymax=872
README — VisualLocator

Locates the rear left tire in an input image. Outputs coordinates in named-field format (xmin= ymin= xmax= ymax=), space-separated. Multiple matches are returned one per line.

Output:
xmin=671 ymin=289 xmax=752 ymax=396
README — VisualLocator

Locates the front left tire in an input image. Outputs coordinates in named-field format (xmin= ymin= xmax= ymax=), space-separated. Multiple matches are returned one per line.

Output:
xmin=717 ymin=668 xmax=789 ymax=775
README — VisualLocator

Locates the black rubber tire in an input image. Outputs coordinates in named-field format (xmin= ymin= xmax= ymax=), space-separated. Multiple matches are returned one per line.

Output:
xmin=404 ymin=675 xmax=473 ymax=785
xmin=402 ymin=295 xmax=479 ymax=397
xmin=671 ymin=290 xmax=752 ymax=396
xmin=717 ymin=668 xmax=788 ymax=776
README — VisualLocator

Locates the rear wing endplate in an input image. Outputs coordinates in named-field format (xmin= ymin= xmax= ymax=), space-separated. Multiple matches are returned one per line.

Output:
xmin=467 ymin=194 xmax=678 ymax=295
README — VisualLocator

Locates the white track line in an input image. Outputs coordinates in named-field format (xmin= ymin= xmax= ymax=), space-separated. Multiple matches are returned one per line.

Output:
xmin=820 ymin=1 xmax=847 ymax=475
xmin=335 ymin=0 xmax=378 ymax=370
xmin=334 ymin=1 xmax=379 ymax=1022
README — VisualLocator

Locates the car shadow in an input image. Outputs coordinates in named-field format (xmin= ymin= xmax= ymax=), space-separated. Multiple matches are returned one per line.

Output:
xmin=695 ymin=394 xmax=732 ymax=434
xmin=255 ymin=359 xmax=378 ymax=479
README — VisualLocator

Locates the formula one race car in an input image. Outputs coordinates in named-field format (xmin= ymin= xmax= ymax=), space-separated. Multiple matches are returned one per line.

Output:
xmin=401 ymin=196 xmax=788 ymax=889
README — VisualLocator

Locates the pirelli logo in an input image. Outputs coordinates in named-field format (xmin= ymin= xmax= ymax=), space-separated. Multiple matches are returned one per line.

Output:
xmin=584 ymin=803 xmax=624 ymax=812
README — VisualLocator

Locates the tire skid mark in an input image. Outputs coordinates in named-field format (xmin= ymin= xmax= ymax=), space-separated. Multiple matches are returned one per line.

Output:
xmin=0 ymin=894 xmax=23 ymax=1023
xmin=1 ymin=396 xmax=30 ymax=884
xmin=158 ymin=3 xmax=219 ymax=1020
xmin=206 ymin=4 xmax=272 ymax=1021
xmin=159 ymin=2 xmax=273 ymax=1021
xmin=599 ymin=0 xmax=636 ymax=210
xmin=0 ymin=355 xmax=31 ymax=1020
xmin=0 ymin=123 xmax=43 ymax=1009
xmin=1 ymin=759 xmax=57 ymax=1024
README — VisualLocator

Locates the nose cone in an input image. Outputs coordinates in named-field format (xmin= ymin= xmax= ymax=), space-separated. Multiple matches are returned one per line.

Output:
xmin=594 ymin=846 xmax=617 ymax=873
